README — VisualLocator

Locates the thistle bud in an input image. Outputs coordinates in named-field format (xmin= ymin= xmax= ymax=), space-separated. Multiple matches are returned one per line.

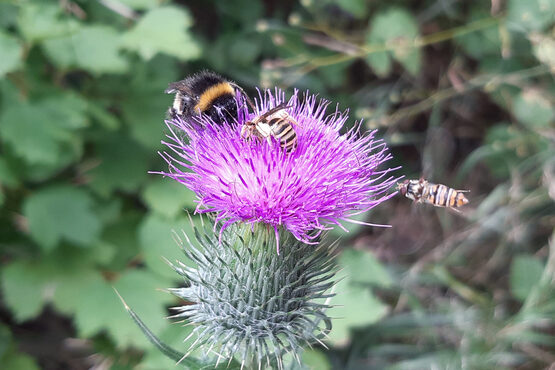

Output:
xmin=168 ymin=221 xmax=336 ymax=368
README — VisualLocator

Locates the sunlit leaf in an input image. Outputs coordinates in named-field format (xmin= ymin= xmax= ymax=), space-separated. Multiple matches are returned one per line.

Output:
xmin=122 ymin=6 xmax=200 ymax=61
xmin=16 ymin=2 xmax=74 ymax=43
xmin=43 ymin=25 xmax=129 ymax=74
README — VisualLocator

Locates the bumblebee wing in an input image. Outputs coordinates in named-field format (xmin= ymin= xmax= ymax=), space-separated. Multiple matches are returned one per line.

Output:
xmin=165 ymin=81 xmax=194 ymax=95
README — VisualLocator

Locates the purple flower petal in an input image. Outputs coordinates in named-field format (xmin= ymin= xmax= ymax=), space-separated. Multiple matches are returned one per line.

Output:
xmin=158 ymin=89 xmax=400 ymax=248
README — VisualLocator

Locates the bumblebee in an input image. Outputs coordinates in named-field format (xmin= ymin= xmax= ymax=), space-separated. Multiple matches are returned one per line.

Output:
xmin=165 ymin=71 xmax=251 ymax=125
xmin=241 ymin=103 xmax=299 ymax=152
xmin=398 ymin=178 xmax=469 ymax=211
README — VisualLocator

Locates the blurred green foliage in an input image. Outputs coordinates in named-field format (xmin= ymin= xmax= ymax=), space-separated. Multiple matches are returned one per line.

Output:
xmin=0 ymin=0 xmax=554 ymax=369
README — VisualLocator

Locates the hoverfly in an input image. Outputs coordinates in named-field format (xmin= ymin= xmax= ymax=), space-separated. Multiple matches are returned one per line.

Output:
xmin=398 ymin=178 xmax=469 ymax=211
xmin=240 ymin=103 xmax=299 ymax=152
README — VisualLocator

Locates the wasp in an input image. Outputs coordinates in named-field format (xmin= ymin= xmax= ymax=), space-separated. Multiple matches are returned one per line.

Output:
xmin=398 ymin=178 xmax=469 ymax=211
xmin=240 ymin=103 xmax=299 ymax=152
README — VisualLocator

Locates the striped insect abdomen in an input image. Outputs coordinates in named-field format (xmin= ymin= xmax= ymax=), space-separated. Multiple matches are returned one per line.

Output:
xmin=422 ymin=183 xmax=447 ymax=207
xmin=268 ymin=116 xmax=297 ymax=152
xmin=423 ymin=182 xmax=469 ymax=208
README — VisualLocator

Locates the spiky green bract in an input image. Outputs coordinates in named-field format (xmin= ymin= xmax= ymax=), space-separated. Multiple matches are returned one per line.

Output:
xmin=168 ymin=221 xmax=336 ymax=369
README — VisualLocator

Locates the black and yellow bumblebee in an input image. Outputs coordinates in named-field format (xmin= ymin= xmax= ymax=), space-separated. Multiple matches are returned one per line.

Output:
xmin=165 ymin=70 xmax=252 ymax=125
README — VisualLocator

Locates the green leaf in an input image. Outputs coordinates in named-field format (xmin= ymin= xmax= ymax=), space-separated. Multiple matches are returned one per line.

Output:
xmin=336 ymin=0 xmax=367 ymax=17
xmin=366 ymin=50 xmax=392 ymax=77
xmin=531 ymin=33 xmax=555 ymax=70
xmin=0 ymin=90 xmax=86 ymax=166
xmin=52 ymin=267 xmax=106 ymax=315
xmin=87 ymin=101 xmax=121 ymax=131
xmin=0 ymin=3 xmax=18 ymax=29
xmin=120 ymin=56 xmax=178 ymax=149
xmin=512 ymin=89 xmax=554 ymax=129
xmin=139 ymin=323 xmax=200 ymax=369
xmin=100 ymin=212 xmax=142 ymax=270
xmin=510 ymin=255 xmax=545 ymax=301
xmin=88 ymin=135 xmax=151 ymax=197
xmin=326 ymin=277 xmax=389 ymax=346
xmin=73 ymin=269 xmax=173 ymax=349
xmin=141 ymin=178 xmax=197 ymax=218
xmin=339 ymin=248 xmax=393 ymax=287
xmin=0 ymin=31 xmax=22 ymax=77
xmin=366 ymin=8 xmax=421 ymax=77
xmin=455 ymin=9 xmax=501 ymax=59
xmin=507 ymin=0 xmax=555 ymax=32
xmin=23 ymin=185 xmax=102 ymax=251
xmin=0 ymin=156 xmax=19 ymax=188
xmin=1 ymin=260 xmax=52 ymax=321
xmin=480 ymin=123 xmax=548 ymax=178
xmin=122 ymin=6 xmax=200 ymax=61
xmin=43 ymin=25 xmax=129 ymax=74
xmin=0 ymin=324 xmax=10 ymax=359
xmin=1 ymin=350 xmax=40 ymax=370
xmin=16 ymin=2 xmax=74 ymax=43
xmin=301 ymin=349 xmax=331 ymax=370
xmin=0 ymin=247 xmax=108 ymax=321
xmin=138 ymin=213 xmax=198 ymax=279
xmin=39 ymin=93 xmax=89 ymax=129
xmin=0 ymin=103 xmax=64 ymax=165
xmin=214 ymin=0 xmax=263 ymax=26
xmin=119 ymin=0 xmax=160 ymax=10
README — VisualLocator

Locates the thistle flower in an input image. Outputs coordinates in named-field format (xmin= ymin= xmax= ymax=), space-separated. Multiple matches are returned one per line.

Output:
xmin=160 ymin=89 xmax=399 ymax=251
xmin=168 ymin=220 xmax=335 ymax=368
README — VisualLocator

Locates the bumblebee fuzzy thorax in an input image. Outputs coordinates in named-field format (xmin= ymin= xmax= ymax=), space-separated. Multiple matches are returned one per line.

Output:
xmin=165 ymin=71 xmax=241 ymax=125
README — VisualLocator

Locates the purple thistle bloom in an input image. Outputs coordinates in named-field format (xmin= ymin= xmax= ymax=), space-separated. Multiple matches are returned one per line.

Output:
xmin=160 ymin=89 xmax=400 ymax=252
